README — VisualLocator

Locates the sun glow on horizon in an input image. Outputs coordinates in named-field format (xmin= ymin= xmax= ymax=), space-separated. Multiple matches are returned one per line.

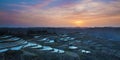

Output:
xmin=73 ymin=21 xmax=84 ymax=27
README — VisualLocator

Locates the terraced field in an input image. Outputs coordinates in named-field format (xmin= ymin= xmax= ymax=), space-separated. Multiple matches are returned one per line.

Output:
xmin=0 ymin=28 xmax=120 ymax=60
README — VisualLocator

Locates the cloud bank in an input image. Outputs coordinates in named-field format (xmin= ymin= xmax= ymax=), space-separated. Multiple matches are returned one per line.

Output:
xmin=0 ymin=0 xmax=120 ymax=27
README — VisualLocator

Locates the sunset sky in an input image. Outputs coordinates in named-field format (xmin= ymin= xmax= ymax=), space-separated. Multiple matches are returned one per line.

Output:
xmin=0 ymin=0 xmax=120 ymax=27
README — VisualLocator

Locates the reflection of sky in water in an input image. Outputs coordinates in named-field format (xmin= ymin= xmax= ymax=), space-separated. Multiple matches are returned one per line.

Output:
xmin=10 ymin=37 xmax=20 ymax=41
xmin=69 ymin=46 xmax=78 ymax=50
xmin=34 ymin=36 xmax=40 ymax=38
xmin=41 ymin=46 xmax=53 ymax=51
xmin=52 ymin=48 xmax=65 ymax=53
xmin=11 ymin=46 xmax=23 ymax=50
xmin=58 ymin=50 xmax=65 ymax=53
xmin=0 ymin=38 xmax=27 ymax=53
xmin=0 ymin=37 xmax=65 ymax=54
xmin=1 ymin=36 xmax=12 ymax=38
xmin=24 ymin=42 xmax=37 ymax=48
xmin=31 ymin=45 xmax=42 ymax=49
xmin=0 ymin=49 xmax=8 ymax=53
xmin=52 ymin=48 xmax=59 ymax=52
xmin=0 ymin=36 xmax=21 ymax=43
xmin=81 ymin=50 xmax=91 ymax=54
xmin=49 ymin=40 xmax=55 ymax=43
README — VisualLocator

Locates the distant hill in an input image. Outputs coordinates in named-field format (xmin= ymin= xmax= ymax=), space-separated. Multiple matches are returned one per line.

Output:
xmin=0 ymin=27 xmax=120 ymax=41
